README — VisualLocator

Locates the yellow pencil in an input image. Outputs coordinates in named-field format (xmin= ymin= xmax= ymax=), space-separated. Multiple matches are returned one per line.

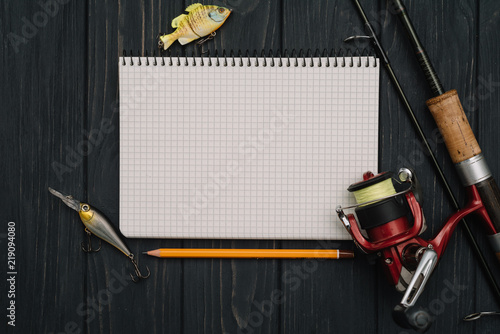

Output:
xmin=143 ymin=248 xmax=354 ymax=259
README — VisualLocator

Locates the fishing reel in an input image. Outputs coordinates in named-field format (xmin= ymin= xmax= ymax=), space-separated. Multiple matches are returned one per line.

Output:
xmin=336 ymin=168 xmax=496 ymax=332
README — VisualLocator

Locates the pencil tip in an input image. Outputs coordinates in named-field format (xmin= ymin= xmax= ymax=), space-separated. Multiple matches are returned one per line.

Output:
xmin=142 ymin=251 xmax=149 ymax=255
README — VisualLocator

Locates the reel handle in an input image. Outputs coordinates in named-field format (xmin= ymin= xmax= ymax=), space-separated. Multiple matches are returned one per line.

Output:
xmin=393 ymin=248 xmax=438 ymax=333
xmin=399 ymin=249 xmax=438 ymax=308
xmin=393 ymin=305 xmax=433 ymax=333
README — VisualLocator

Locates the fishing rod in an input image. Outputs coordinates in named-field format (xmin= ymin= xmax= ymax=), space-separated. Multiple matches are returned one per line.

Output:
xmin=390 ymin=1 xmax=500 ymax=237
xmin=343 ymin=0 xmax=500 ymax=331
xmin=390 ymin=0 xmax=500 ymax=324
xmin=346 ymin=0 xmax=500 ymax=297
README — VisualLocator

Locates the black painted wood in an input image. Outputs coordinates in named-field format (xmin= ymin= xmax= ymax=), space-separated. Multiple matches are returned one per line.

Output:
xmin=178 ymin=2 xmax=282 ymax=333
xmin=474 ymin=1 xmax=500 ymax=333
xmin=1 ymin=1 xmax=88 ymax=334
xmin=379 ymin=1 xmax=485 ymax=333
xmin=280 ymin=1 xmax=379 ymax=333
xmin=2 ymin=1 xmax=500 ymax=333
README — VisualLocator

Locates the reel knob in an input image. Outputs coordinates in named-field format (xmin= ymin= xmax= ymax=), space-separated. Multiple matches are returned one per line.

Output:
xmin=393 ymin=305 xmax=432 ymax=333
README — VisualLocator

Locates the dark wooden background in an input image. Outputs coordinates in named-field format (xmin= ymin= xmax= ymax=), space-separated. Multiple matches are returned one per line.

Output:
xmin=2 ymin=0 xmax=500 ymax=333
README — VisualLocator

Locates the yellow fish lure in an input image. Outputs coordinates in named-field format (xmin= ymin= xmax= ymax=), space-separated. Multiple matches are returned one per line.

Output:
xmin=158 ymin=3 xmax=231 ymax=50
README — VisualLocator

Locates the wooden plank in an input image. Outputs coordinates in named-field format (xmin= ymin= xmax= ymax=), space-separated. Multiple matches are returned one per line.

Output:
xmin=0 ymin=1 xmax=87 ymax=333
xmin=91 ymin=1 xmax=283 ymax=333
xmin=474 ymin=1 xmax=500 ymax=333
xmin=118 ymin=0 xmax=185 ymax=56
xmin=85 ymin=0 xmax=182 ymax=333
xmin=379 ymin=0 xmax=485 ymax=333
xmin=176 ymin=1 xmax=283 ymax=333
xmin=280 ymin=1 xmax=379 ymax=333
xmin=283 ymin=0 xmax=362 ymax=51
xmin=4 ymin=1 xmax=500 ymax=333
xmin=478 ymin=0 xmax=500 ymax=170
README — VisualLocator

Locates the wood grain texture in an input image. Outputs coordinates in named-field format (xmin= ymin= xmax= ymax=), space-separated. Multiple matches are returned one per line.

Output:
xmin=478 ymin=0 xmax=500 ymax=171
xmin=380 ymin=1 xmax=491 ymax=333
xmin=280 ymin=1 xmax=378 ymax=333
xmin=2 ymin=1 xmax=500 ymax=334
xmin=87 ymin=1 xmax=184 ymax=334
xmin=178 ymin=3 xmax=282 ymax=333
xmin=0 ymin=1 xmax=88 ymax=334
xmin=474 ymin=1 xmax=500 ymax=333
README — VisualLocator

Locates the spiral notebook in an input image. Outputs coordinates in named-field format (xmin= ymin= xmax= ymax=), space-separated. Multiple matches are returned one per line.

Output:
xmin=119 ymin=52 xmax=379 ymax=239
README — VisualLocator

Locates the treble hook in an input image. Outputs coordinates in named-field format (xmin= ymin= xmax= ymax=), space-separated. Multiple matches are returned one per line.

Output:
xmin=196 ymin=31 xmax=217 ymax=46
xmin=128 ymin=254 xmax=150 ymax=282
xmin=81 ymin=228 xmax=102 ymax=253
xmin=157 ymin=32 xmax=166 ymax=50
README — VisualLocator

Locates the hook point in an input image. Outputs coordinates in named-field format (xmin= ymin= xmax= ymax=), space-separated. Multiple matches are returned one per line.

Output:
xmin=129 ymin=254 xmax=150 ymax=282
xmin=81 ymin=229 xmax=101 ymax=253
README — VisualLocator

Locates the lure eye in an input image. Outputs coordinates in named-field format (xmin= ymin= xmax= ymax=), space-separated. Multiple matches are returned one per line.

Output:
xmin=218 ymin=8 xmax=225 ymax=14
xmin=82 ymin=204 xmax=90 ymax=212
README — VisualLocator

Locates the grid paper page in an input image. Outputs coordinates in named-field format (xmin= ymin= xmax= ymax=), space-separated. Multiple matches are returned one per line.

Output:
xmin=119 ymin=56 xmax=379 ymax=239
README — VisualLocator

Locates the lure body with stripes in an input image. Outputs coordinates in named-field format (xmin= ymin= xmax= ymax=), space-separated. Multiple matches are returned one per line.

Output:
xmin=159 ymin=3 xmax=231 ymax=50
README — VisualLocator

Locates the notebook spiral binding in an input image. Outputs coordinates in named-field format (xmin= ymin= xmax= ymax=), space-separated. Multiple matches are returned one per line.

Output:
xmin=121 ymin=48 xmax=377 ymax=68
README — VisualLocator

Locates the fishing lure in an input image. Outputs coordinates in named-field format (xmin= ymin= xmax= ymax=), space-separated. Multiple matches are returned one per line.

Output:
xmin=48 ymin=187 xmax=150 ymax=282
xmin=158 ymin=3 xmax=231 ymax=50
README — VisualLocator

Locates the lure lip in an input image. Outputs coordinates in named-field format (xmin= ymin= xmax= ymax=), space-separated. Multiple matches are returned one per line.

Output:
xmin=48 ymin=187 xmax=81 ymax=212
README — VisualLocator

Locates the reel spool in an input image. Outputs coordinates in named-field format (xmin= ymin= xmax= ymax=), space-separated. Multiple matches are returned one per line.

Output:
xmin=342 ymin=170 xmax=426 ymax=248
xmin=348 ymin=172 xmax=415 ymax=243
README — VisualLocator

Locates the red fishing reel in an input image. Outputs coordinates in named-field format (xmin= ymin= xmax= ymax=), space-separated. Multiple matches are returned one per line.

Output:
xmin=336 ymin=168 xmax=497 ymax=332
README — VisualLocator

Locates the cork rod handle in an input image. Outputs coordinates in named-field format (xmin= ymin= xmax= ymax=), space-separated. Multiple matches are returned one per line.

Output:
xmin=426 ymin=90 xmax=481 ymax=164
